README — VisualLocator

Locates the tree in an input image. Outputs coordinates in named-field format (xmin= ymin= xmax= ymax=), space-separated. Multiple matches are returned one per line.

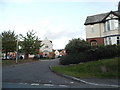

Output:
xmin=65 ymin=38 xmax=90 ymax=54
xmin=60 ymin=38 xmax=90 ymax=65
xmin=1 ymin=30 xmax=17 ymax=59
xmin=20 ymin=30 xmax=42 ymax=59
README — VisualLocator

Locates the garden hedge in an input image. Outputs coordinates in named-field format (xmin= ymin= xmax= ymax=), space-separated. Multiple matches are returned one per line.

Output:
xmin=60 ymin=45 xmax=120 ymax=65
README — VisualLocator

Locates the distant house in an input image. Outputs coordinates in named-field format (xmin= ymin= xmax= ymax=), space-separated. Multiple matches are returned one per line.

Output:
xmin=54 ymin=50 xmax=60 ymax=58
xmin=40 ymin=37 xmax=53 ymax=58
xmin=54 ymin=49 xmax=66 ymax=58
xmin=84 ymin=3 xmax=120 ymax=46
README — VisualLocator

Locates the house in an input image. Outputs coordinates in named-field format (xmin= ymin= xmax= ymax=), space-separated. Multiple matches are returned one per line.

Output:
xmin=59 ymin=49 xmax=66 ymax=56
xmin=40 ymin=37 xmax=53 ymax=58
xmin=54 ymin=49 xmax=66 ymax=58
xmin=54 ymin=50 xmax=60 ymax=58
xmin=84 ymin=3 xmax=120 ymax=46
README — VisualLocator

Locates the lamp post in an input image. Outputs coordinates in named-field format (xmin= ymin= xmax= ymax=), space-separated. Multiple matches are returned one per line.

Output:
xmin=16 ymin=37 xmax=18 ymax=64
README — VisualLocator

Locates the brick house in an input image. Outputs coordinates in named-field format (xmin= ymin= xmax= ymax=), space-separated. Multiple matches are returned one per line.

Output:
xmin=84 ymin=3 xmax=120 ymax=46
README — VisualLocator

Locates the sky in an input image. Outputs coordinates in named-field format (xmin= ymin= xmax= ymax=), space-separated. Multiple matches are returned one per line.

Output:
xmin=0 ymin=0 xmax=119 ymax=49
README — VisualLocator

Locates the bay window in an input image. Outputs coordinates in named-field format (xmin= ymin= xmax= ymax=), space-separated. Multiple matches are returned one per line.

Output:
xmin=117 ymin=36 xmax=120 ymax=45
xmin=104 ymin=19 xmax=118 ymax=31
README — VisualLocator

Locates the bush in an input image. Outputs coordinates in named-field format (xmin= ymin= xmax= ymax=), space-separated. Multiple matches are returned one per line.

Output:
xmin=65 ymin=38 xmax=90 ymax=54
xmin=60 ymin=45 xmax=120 ymax=65
xmin=117 ymin=45 xmax=120 ymax=57
xmin=60 ymin=53 xmax=87 ymax=65
xmin=84 ymin=45 xmax=119 ymax=61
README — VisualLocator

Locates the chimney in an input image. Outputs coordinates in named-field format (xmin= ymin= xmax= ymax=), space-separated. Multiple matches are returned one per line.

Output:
xmin=118 ymin=2 xmax=120 ymax=13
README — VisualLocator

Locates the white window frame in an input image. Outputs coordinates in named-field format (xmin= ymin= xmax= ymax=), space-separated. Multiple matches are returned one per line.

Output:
xmin=117 ymin=36 xmax=120 ymax=45
xmin=104 ymin=19 xmax=118 ymax=32
xmin=108 ymin=37 xmax=112 ymax=45
xmin=91 ymin=25 xmax=94 ymax=33
xmin=104 ymin=38 xmax=108 ymax=45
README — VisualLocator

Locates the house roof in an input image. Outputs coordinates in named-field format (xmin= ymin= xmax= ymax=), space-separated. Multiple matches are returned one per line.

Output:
xmin=84 ymin=11 xmax=120 ymax=25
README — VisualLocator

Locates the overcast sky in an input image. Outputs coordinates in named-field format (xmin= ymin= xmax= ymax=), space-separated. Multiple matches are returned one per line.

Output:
xmin=0 ymin=0 xmax=119 ymax=49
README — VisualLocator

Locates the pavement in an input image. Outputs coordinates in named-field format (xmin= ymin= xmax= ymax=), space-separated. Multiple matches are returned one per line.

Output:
xmin=2 ymin=58 xmax=120 ymax=88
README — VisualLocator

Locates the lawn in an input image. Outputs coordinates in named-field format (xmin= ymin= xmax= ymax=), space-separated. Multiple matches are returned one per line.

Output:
xmin=51 ymin=57 xmax=120 ymax=78
xmin=2 ymin=59 xmax=39 ymax=66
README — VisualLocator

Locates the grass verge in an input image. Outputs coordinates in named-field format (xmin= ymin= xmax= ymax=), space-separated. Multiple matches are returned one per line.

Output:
xmin=2 ymin=59 xmax=39 ymax=67
xmin=51 ymin=57 xmax=120 ymax=78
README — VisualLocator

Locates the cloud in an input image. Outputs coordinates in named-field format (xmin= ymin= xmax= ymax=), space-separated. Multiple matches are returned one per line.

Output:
xmin=43 ymin=23 xmax=85 ymax=40
xmin=52 ymin=36 xmax=70 ymax=49
xmin=44 ymin=25 xmax=66 ymax=39
xmin=0 ymin=18 xmax=85 ymax=49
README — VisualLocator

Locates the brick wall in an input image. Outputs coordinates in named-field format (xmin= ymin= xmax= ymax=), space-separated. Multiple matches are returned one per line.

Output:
xmin=86 ymin=37 xmax=104 ymax=45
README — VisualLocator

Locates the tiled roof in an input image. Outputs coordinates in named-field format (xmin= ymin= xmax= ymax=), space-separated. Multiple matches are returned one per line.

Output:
xmin=84 ymin=11 xmax=120 ymax=25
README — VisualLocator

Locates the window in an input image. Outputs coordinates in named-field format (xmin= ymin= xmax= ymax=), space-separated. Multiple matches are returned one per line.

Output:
xmin=114 ymin=20 xmax=118 ymax=30
xmin=104 ymin=19 xmax=118 ymax=31
xmin=91 ymin=42 xmax=97 ymax=46
xmin=45 ymin=45 xmax=48 ymax=48
xmin=90 ymin=40 xmax=97 ymax=46
xmin=110 ymin=20 xmax=118 ymax=30
xmin=117 ymin=37 xmax=120 ymax=45
xmin=104 ymin=38 xmax=108 ymax=45
xmin=91 ymin=25 xmax=94 ymax=32
xmin=104 ymin=23 xmax=106 ymax=32
xmin=107 ymin=21 xmax=110 ymax=31
xmin=108 ymin=37 xmax=111 ymax=45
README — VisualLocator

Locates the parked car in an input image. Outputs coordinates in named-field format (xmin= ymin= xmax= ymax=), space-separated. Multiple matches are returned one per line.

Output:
xmin=33 ymin=54 xmax=40 ymax=60
xmin=2 ymin=55 xmax=13 ymax=60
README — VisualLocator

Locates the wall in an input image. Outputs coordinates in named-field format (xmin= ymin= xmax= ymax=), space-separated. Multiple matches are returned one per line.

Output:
xmin=40 ymin=38 xmax=53 ymax=52
xmin=86 ymin=37 xmax=104 ymax=45
xmin=86 ymin=23 xmax=104 ymax=39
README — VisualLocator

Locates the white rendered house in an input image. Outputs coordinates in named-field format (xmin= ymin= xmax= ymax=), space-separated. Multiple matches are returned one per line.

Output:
xmin=40 ymin=37 xmax=53 ymax=57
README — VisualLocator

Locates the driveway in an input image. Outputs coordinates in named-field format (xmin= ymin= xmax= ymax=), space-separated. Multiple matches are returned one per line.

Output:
xmin=2 ymin=58 xmax=118 ymax=88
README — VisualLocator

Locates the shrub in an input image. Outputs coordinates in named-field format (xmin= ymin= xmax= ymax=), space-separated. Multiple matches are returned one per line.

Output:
xmin=85 ymin=45 xmax=119 ymax=61
xmin=60 ymin=45 xmax=120 ymax=65
xmin=117 ymin=45 xmax=120 ymax=57
xmin=65 ymin=38 xmax=90 ymax=54
xmin=60 ymin=53 xmax=87 ymax=65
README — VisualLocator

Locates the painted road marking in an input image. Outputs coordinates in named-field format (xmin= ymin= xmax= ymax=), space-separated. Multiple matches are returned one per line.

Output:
xmin=44 ymin=84 xmax=54 ymax=87
xmin=59 ymin=85 xmax=68 ymax=87
xmin=31 ymin=83 xmax=39 ymax=86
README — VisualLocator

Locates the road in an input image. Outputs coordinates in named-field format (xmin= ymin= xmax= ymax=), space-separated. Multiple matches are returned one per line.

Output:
xmin=2 ymin=59 xmax=118 ymax=89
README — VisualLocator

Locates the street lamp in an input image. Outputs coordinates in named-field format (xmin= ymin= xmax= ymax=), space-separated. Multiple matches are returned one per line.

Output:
xmin=16 ymin=39 xmax=18 ymax=64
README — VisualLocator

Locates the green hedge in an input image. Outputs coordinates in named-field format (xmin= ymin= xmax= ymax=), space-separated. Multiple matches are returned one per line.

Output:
xmin=60 ymin=53 xmax=87 ymax=65
xmin=86 ymin=45 xmax=119 ymax=61
xmin=60 ymin=45 xmax=120 ymax=65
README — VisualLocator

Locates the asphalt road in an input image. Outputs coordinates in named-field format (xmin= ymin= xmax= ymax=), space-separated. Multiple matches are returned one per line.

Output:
xmin=2 ymin=59 xmax=118 ymax=89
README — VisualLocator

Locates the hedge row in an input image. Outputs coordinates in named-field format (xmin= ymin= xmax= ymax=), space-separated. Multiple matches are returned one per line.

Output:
xmin=60 ymin=53 xmax=86 ymax=65
xmin=60 ymin=45 xmax=120 ymax=65
xmin=86 ymin=45 xmax=120 ymax=60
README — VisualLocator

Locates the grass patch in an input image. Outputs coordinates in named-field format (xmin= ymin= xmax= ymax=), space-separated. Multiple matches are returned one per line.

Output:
xmin=51 ymin=57 xmax=120 ymax=78
xmin=2 ymin=59 xmax=39 ymax=67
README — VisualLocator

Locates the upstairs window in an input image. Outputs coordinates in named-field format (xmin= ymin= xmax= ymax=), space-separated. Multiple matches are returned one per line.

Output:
xmin=104 ymin=19 xmax=118 ymax=31
xmin=91 ymin=25 xmax=94 ymax=33
xmin=45 ymin=45 xmax=48 ymax=48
